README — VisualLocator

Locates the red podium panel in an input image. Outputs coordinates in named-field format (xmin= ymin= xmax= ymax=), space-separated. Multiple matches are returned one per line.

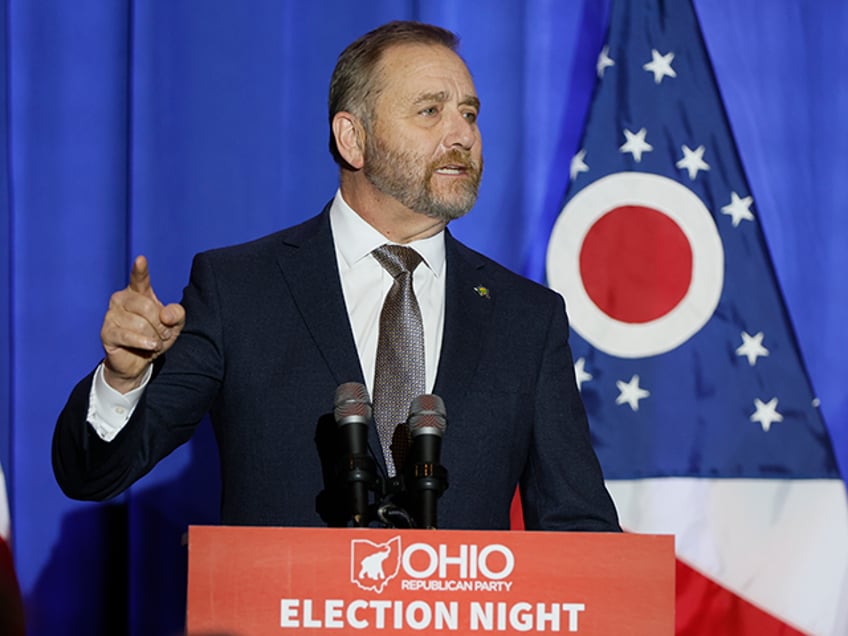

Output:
xmin=187 ymin=526 xmax=673 ymax=635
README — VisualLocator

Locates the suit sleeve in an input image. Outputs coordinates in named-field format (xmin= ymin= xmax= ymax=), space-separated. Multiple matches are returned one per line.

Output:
xmin=519 ymin=293 xmax=621 ymax=532
xmin=52 ymin=253 xmax=225 ymax=501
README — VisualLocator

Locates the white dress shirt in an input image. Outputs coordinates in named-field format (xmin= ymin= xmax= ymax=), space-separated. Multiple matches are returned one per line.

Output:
xmin=88 ymin=190 xmax=446 ymax=441
xmin=330 ymin=190 xmax=445 ymax=397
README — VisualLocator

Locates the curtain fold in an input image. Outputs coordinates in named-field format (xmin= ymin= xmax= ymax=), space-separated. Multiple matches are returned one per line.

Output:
xmin=1 ymin=0 xmax=12 ymax=484
xmin=8 ymin=2 xmax=133 ymax=633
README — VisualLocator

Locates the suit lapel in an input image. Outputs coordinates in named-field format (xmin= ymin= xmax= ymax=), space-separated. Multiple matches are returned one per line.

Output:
xmin=434 ymin=233 xmax=494 ymax=407
xmin=274 ymin=207 xmax=365 ymax=388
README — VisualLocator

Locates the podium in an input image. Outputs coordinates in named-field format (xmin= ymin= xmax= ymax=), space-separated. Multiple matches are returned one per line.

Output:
xmin=186 ymin=526 xmax=674 ymax=635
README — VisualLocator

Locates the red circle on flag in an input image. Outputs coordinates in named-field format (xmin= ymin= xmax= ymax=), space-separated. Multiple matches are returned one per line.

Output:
xmin=546 ymin=172 xmax=723 ymax=358
xmin=579 ymin=205 xmax=693 ymax=324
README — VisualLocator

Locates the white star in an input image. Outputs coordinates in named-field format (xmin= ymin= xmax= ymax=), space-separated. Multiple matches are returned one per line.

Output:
xmin=676 ymin=144 xmax=710 ymax=180
xmin=721 ymin=192 xmax=755 ymax=227
xmin=616 ymin=374 xmax=650 ymax=411
xmin=643 ymin=49 xmax=677 ymax=84
xmin=597 ymin=45 xmax=615 ymax=78
xmin=750 ymin=397 xmax=783 ymax=432
xmin=620 ymin=128 xmax=653 ymax=163
xmin=736 ymin=331 xmax=769 ymax=366
xmin=570 ymin=149 xmax=589 ymax=181
xmin=574 ymin=357 xmax=593 ymax=391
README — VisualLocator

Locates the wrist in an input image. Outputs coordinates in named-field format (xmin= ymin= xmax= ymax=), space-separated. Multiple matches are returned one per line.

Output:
xmin=102 ymin=361 xmax=150 ymax=394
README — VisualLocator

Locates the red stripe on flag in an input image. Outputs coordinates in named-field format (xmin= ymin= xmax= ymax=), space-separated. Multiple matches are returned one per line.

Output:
xmin=676 ymin=559 xmax=807 ymax=636
xmin=0 ymin=537 xmax=25 ymax=636
xmin=511 ymin=491 xmax=807 ymax=634
xmin=509 ymin=488 xmax=524 ymax=530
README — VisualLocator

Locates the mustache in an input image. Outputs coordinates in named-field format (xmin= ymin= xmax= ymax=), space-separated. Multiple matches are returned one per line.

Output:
xmin=430 ymin=149 xmax=482 ymax=173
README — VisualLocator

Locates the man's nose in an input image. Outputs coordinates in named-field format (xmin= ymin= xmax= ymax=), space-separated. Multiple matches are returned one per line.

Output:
xmin=443 ymin=110 xmax=477 ymax=149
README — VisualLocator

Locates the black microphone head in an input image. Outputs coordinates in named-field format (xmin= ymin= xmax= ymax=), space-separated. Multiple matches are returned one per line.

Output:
xmin=334 ymin=382 xmax=372 ymax=425
xmin=408 ymin=394 xmax=446 ymax=438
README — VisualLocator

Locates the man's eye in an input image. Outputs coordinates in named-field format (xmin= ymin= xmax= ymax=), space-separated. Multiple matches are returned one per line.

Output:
xmin=463 ymin=111 xmax=478 ymax=123
xmin=420 ymin=106 xmax=439 ymax=116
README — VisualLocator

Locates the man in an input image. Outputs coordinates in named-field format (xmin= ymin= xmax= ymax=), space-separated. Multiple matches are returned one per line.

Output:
xmin=53 ymin=21 xmax=619 ymax=531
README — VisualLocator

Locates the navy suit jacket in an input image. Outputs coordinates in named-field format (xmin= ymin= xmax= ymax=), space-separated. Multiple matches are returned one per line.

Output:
xmin=53 ymin=206 xmax=619 ymax=531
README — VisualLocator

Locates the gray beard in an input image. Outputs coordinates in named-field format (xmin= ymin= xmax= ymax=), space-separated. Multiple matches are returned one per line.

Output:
xmin=363 ymin=140 xmax=482 ymax=223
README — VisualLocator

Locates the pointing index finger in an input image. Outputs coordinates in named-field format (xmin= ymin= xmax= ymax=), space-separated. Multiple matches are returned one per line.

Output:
xmin=128 ymin=255 xmax=161 ymax=307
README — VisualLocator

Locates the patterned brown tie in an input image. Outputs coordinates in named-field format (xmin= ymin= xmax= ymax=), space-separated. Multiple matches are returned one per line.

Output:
xmin=372 ymin=244 xmax=425 ymax=476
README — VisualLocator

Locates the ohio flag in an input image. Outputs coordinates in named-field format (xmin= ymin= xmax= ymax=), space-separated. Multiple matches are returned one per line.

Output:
xmin=545 ymin=0 xmax=848 ymax=634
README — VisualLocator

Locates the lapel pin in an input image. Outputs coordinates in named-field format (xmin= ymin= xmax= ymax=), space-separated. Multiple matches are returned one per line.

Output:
xmin=473 ymin=285 xmax=491 ymax=299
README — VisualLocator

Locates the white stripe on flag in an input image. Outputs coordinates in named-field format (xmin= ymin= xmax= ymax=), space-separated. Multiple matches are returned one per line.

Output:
xmin=608 ymin=478 xmax=848 ymax=636
xmin=0 ymin=463 xmax=9 ymax=541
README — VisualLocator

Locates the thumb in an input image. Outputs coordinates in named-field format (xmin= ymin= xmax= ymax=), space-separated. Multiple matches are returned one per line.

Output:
xmin=160 ymin=302 xmax=185 ymax=328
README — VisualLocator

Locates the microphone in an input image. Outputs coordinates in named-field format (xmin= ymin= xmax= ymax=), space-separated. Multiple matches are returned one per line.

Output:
xmin=334 ymin=382 xmax=377 ymax=526
xmin=405 ymin=394 xmax=449 ymax=529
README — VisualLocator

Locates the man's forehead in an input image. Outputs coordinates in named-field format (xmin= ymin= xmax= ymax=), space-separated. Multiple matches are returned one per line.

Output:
xmin=380 ymin=41 xmax=465 ymax=65
xmin=376 ymin=43 xmax=478 ymax=99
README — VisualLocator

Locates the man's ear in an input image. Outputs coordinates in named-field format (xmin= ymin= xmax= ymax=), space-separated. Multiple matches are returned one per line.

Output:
xmin=332 ymin=112 xmax=366 ymax=170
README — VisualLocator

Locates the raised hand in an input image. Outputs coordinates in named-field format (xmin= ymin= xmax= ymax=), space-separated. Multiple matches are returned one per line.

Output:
xmin=100 ymin=255 xmax=186 ymax=393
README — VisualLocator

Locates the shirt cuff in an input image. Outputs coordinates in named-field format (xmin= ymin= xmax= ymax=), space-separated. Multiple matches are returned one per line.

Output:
xmin=86 ymin=363 xmax=153 ymax=442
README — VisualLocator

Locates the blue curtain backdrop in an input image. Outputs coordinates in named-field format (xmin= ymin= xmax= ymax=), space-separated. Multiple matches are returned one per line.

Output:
xmin=1 ymin=1 xmax=846 ymax=634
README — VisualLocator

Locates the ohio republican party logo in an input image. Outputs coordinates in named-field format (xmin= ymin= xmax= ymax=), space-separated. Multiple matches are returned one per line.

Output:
xmin=351 ymin=537 xmax=402 ymax=593
xmin=547 ymin=172 xmax=724 ymax=358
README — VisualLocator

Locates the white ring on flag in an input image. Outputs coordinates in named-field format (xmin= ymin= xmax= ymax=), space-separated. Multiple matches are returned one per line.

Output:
xmin=546 ymin=172 xmax=724 ymax=358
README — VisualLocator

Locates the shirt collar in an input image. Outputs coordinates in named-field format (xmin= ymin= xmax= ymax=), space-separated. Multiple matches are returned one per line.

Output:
xmin=329 ymin=190 xmax=446 ymax=277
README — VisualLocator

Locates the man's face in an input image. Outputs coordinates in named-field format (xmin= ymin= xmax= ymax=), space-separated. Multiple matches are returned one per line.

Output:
xmin=362 ymin=43 xmax=483 ymax=223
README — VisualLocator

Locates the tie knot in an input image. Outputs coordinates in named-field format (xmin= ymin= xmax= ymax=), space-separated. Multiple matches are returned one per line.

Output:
xmin=372 ymin=244 xmax=423 ymax=279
